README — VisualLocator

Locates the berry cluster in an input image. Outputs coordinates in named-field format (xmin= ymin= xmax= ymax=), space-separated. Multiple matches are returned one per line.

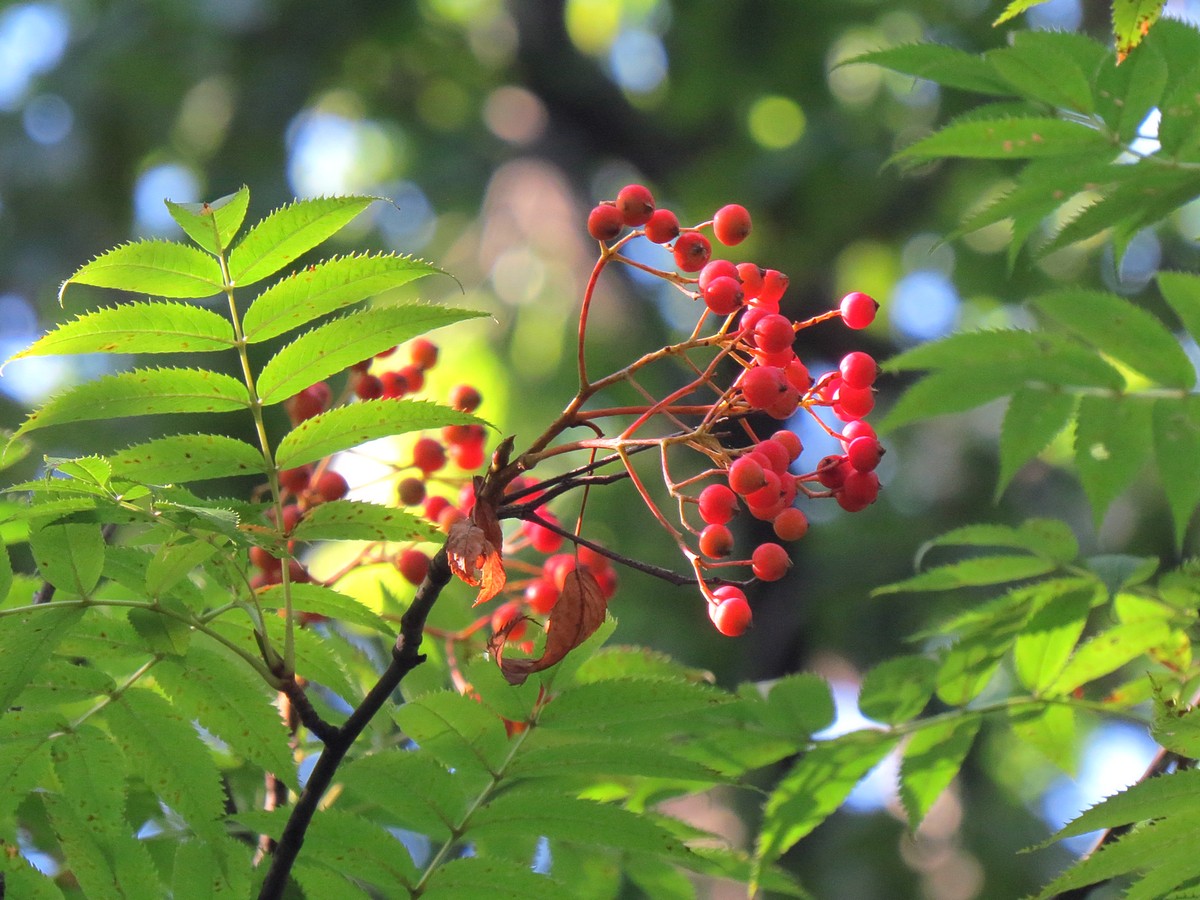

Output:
xmin=579 ymin=185 xmax=883 ymax=636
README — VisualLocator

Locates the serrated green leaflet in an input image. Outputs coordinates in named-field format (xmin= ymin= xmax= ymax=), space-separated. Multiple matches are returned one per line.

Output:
xmin=758 ymin=673 xmax=836 ymax=736
xmin=109 ymin=433 xmax=266 ymax=484
xmin=52 ymin=727 xmax=127 ymax=843
xmin=14 ymin=368 xmax=249 ymax=441
xmin=274 ymin=399 xmax=478 ymax=470
xmin=848 ymin=44 xmax=1011 ymax=95
xmin=1158 ymin=271 xmax=1200 ymax=345
xmin=1074 ymin=394 xmax=1154 ymax=527
xmin=874 ymin=554 xmax=1058 ymax=596
xmin=421 ymin=859 xmax=566 ymax=900
xmin=998 ymin=387 xmax=1076 ymax=498
xmin=916 ymin=519 xmax=1078 ymax=565
xmin=1010 ymin=703 xmax=1076 ymax=774
xmin=1046 ymin=766 xmax=1200 ymax=845
xmin=879 ymin=368 xmax=1025 ymax=433
xmin=242 ymin=252 xmax=443 ymax=342
xmin=340 ymin=752 xmax=468 ymax=840
xmin=289 ymin=499 xmax=439 ymax=544
xmin=1154 ymin=396 xmax=1200 ymax=547
xmin=1113 ymin=0 xmax=1167 ymax=61
xmin=1153 ymin=688 xmax=1200 ymax=758
xmin=1159 ymin=64 xmax=1200 ymax=158
xmin=858 ymin=655 xmax=937 ymax=724
xmin=255 ymin=304 xmax=486 ymax=406
xmin=0 ymin=606 xmax=84 ymax=710
xmin=993 ymin=0 xmax=1050 ymax=25
xmin=394 ymin=690 xmax=510 ymax=775
xmin=1030 ymin=289 xmax=1193 ymax=388
xmin=1012 ymin=588 xmax=1092 ymax=693
xmin=509 ymin=738 xmax=722 ymax=783
xmin=1096 ymin=39 xmax=1167 ymax=141
xmin=102 ymin=687 xmax=227 ymax=841
xmin=258 ymin=582 xmax=391 ymax=633
xmin=1050 ymin=618 xmax=1171 ymax=693
xmin=899 ymin=716 xmax=980 ymax=827
xmin=165 ymin=185 xmax=249 ymax=254
xmin=43 ymin=791 xmax=161 ymax=899
xmin=986 ymin=33 xmax=1099 ymax=114
xmin=538 ymin=678 xmax=733 ymax=733
xmin=894 ymin=117 xmax=1113 ymax=163
xmin=28 ymin=520 xmax=105 ymax=595
xmin=155 ymin=644 xmax=296 ymax=782
xmin=935 ymin=600 xmax=1034 ymax=706
xmin=227 ymin=195 xmax=375 ymax=286
xmin=8 ymin=302 xmax=233 ymax=362
xmin=59 ymin=239 xmax=224 ymax=302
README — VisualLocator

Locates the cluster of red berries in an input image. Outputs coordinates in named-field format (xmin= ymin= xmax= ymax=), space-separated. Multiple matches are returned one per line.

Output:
xmin=585 ymin=184 xmax=884 ymax=637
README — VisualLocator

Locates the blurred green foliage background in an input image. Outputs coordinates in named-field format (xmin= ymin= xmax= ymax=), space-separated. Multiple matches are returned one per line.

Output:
xmin=4 ymin=0 xmax=1199 ymax=896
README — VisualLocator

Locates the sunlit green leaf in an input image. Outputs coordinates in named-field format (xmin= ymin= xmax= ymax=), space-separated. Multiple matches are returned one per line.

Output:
xmin=420 ymin=858 xmax=566 ymax=900
xmin=1096 ymin=38 xmax=1167 ymax=141
xmin=28 ymin=519 xmax=105 ymax=595
xmin=894 ymin=117 xmax=1113 ymax=163
xmin=59 ymin=240 xmax=224 ymax=302
xmin=227 ymin=195 xmax=375 ymax=286
xmin=848 ymin=44 xmax=1010 ymax=95
xmin=165 ymin=186 xmax=250 ymax=254
xmin=1113 ymin=0 xmax=1167 ymax=62
xmin=899 ymin=715 xmax=980 ymax=827
xmin=1158 ymin=63 xmax=1200 ymax=158
xmin=985 ymin=32 xmax=1101 ymax=114
xmin=258 ymin=582 xmax=391 ymax=634
xmin=0 ymin=605 xmax=84 ymax=712
xmin=394 ymin=689 xmax=510 ymax=776
xmin=1009 ymin=703 xmax=1076 ymax=774
xmin=993 ymin=0 xmax=1050 ymax=25
xmin=289 ymin=499 xmax=439 ymax=544
xmin=998 ymin=387 xmax=1076 ymax=498
xmin=1013 ymin=588 xmax=1093 ymax=693
xmin=340 ymin=751 xmax=469 ymax=841
xmin=858 ymin=655 xmax=937 ymax=724
xmin=1050 ymin=618 xmax=1171 ymax=693
xmin=935 ymin=598 xmax=1033 ymax=705
xmin=874 ymin=554 xmax=1057 ymax=596
xmin=242 ymin=252 xmax=444 ymax=342
xmin=1074 ymin=394 xmax=1154 ymax=528
xmin=109 ymin=433 xmax=266 ymax=485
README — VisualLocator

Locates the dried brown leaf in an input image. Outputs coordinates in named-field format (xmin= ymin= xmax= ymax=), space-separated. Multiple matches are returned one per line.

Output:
xmin=446 ymin=496 xmax=506 ymax=605
xmin=496 ymin=566 xmax=607 ymax=685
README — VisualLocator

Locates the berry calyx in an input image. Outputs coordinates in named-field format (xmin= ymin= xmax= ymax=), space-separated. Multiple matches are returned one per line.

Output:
xmin=672 ymin=232 xmax=712 ymax=272
xmin=708 ymin=586 xmax=752 ymax=636
xmin=587 ymin=204 xmax=624 ymax=241
xmin=616 ymin=183 xmax=655 ymax=226
xmin=840 ymin=291 xmax=879 ymax=330
xmin=712 ymin=204 xmax=752 ymax=246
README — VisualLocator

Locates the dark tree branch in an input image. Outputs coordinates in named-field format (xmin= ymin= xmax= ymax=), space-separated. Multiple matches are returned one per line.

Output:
xmin=256 ymin=545 xmax=453 ymax=900
xmin=277 ymin=677 xmax=339 ymax=745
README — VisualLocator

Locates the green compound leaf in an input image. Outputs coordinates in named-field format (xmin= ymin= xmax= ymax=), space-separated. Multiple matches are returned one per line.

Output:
xmin=290 ymin=499 xmax=439 ymax=544
xmin=393 ymin=689 xmax=511 ymax=776
xmin=878 ymin=368 xmax=1023 ymax=433
xmin=1157 ymin=271 xmax=1200 ymax=348
xmin=537 ymin=678 xmax=734 ymax=736
xmin=917 ymin=519 xmax=1079 ymax=565
xmin=0 ymin=605 xmax=84 ymax=710
xmin=993 ymin=0 xmax=1051 ymax=25
xmin=1010 ymin=703 xmax=1077 ymax=774
xmin=257 ymin=582 xmax=391 ymax=634
xmin=893 ymin=117 xmax=1114 ymax=164
xmin=873 ymin=555 xmax=1058 ymax=596
xmin=1158 ymin=62 xmax=1200 ymax=158
xmin=14 ymin=368 xmax=249 ymax=441
xmin=755 ymin=731 xmax=900 ymax=885
xmin=7 ymin=302 xmax=234 ymax=362
xmin=757 ymin=673 xmax=836 ymax=737
xmin=1 ymin=855 xmax=66 ymax=900
xmin=1074 ymin=394 xmax=1154 ymax=528
xmin=154 ymin=643 xmax=297 ymax=783
xmin=1096 ymin=38 xmax=1168 ymax=141
xmin=165 ymin=185 xmax=250 ymax=254
xmin=1049 ymin=618 xmax=1172 ymax=693
xmin=998 ymin=387 xmax=1077 ymax=499
xmin=274 ymin=399 xmax=478 ymax=470
xmin=1045 ymin=766 xmax=1200 ymax=845
xmin=43 ymin=791 xmax=161 ymax=900
xmin=52 ymin=727 xmax=128 ymax=844
xmin=1113 ymin=0 xmax=1167 ymax=62
xmin=420 ymin=858 xmax=566 ymax=900
xmin=28 ymin=519 xmax=105 ymax=595
xmin=508 ymin=737 xmax=723 ymax=784
xmin=256 ymin=304 xmax=486 ymax=406
xmin=242 ymin=252 xmax=444 ymax=343
xmin=1013 ymin=587 xmax=1093 ymax=694
xmin=1153 ymin=396 xmax=1200 ymax=548
xmin=858 ymin=655 xmax=938 ymax=725
xmin=899 ymin=715 xmax=981 ymax=828
xmin=1029 ymin=289 xmax=1194 ymax=389
xmin=103 ymin=687 xmax=227 ymax=842
xmin=847 ymin=44 xmax=1011 ymax=95
xmin=340 ymin=751 xmax=469 ymax=842
xmin=985 ymin=32 xmax=1102 ymax=114
xmin=936 ymin=598 xmax=1034 ymax=705
xmin=110 ymin=433 xmax=266 ymax=485
xmin=227 ymin=195 xmax=375 ymax=287
xmin=59 ymin=240 xmax=224 ymax=302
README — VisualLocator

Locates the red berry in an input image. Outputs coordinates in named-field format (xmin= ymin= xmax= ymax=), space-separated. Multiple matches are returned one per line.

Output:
xmin=740 ymin=365 xmax=788 ymax=411
xmin=754 ymin=314 xmax=795 ymax=355
xmin=840 ymin=291 xmax=879 ymax=330
xmin=737 ymin=263 xmax=765 ymax=299
xmin=312 ymin=469 xmax=349 ymax=503
xmin=524 ymin=578 xmax=560 ymax=614
xmin=523 ymin=516 xmax=564 ymax=554
xmin=423 ymin=495 xmax=451 ymax=522
xmin=286 ymin=383 xmax=330 ymax=424
xmin=413 ymin=437 xmax=446 ymax=475
xmin=785 ymin=359 xmax=812 ymax=392
xmin=410 ymin=338 xmax=439 ymax=371
xmin=838 ymin=469 xmax=880 ymax=511
xmin=698 ymin=483 xmax=738 ymax=525
xmin=449 ymin=439 xmax=486 ymax=471
xmin=279 ymin=465 xmax=312 ymax=494
xmin=380 ymin=370 xmax=411 ymax=399
xmin=698 ymin=259 xmax=739 ymax=291
xmin=816 ymin=455 xmax=848 ymax=490
xmin=702 ymin=275 xmax=744 ymax=316
xmin=397 ymin=476 xmax=426 ymax=506
xmin=753 ymin=439 xmax=791 ymax=474
xmin=839 ymin=351 xmax=878 ymax=390
xmin=744 ymin=469 xmax=784 ymax=512
xmin=543 ymin=553 xmax=579 ymax=591
xmin=847 ymin=436 xmax=884 ymax=472
xmin=672 ymin=232 xmax=712 ymax=272
xmin=751 ymin=542 xmax=791 ymax=581
xmin=708 ymin=587 xmax=752 ymax=636
xmin=728 ymin=455 xmax=767 ymax=495
xmin=842 ymin=420 xmax=877 ymax=444
xmin=398 ymin=364 xmax=425 ymax=394
xmin=756 ymin=270 xmax=789 ymax=309
xmin=699 ymin=523 xmax=735 ymax=559
xmin=354 ymin=373 xmax=384 ymax=400
xmin=616 ymin=184 xmax=655 ymax=226
xmin=250 ymin=545 xmax=283 ymax=575
xmin=491 ymin=600 xmax=527 ymax=640
xmin=764 ymin=385 xmax=801 ymax=420
xmin=712 ymin=204 xmax=752 ymax=246
xmin=772 ymin=507 xmax=809 ymax=542
xmin=834 ymin=385 xmax=875 ymax=421
xmin=644 ymin=208 xmax=680 ymax=244
xmin=771 ymin=429 xmax=803 ymax=462
xmin=449 ymin=384 xmax=482 ymax=413
xmin=397 ymin=548 xmax=430 ymax=585
xmin=587 ymin=203 xmax=624 ymax=241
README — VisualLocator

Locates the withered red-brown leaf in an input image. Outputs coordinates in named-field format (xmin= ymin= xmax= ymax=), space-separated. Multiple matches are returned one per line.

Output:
xmin=495 ymin=566 xmax=607 ymax=685
xmin=446 ymin=497 xmax=506 ymax=605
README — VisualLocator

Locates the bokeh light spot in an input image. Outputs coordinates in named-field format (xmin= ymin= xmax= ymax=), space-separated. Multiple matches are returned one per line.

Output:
xmin=483 ymin=86 xmax=548 ymax=145
xmin=609 ymin=28 xmax=668 ymax=94
xmin=565 ymin=0 xmax=621 ymax=55
xmin=134 ymin=163 xmax=202 ymax=236
xmin=22 ymin=93 xmax=72 ymax=145
xmin=747 ymin=95 xmax=806 ymax=150
xmin=890 ymin=270 xmax=961 ymax=343
xmin=0 ymin=2 xmax=70 ymax=110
